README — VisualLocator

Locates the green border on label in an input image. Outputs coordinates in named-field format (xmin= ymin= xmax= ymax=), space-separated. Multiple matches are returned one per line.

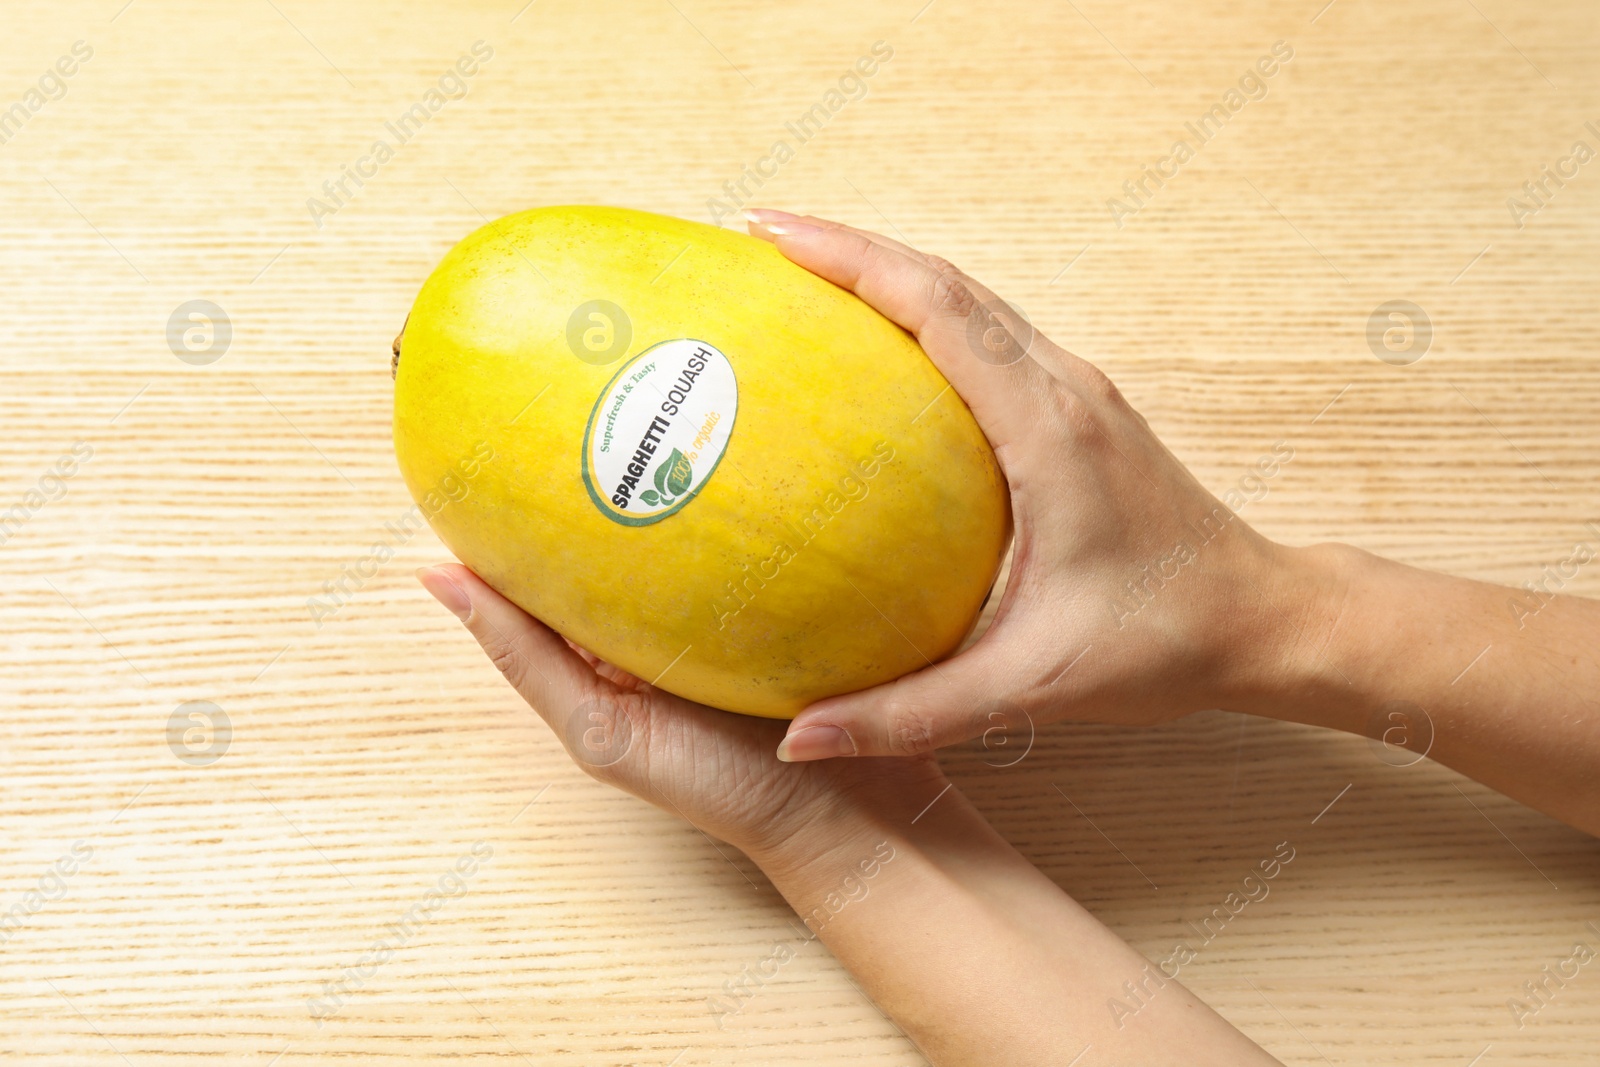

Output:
xmin=580 ymin=338 xmax=738 ymax=527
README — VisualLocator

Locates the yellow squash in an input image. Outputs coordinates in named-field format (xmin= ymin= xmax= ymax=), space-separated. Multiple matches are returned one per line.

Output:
xmin=393 ymin=206 xmax=1008 ymax=718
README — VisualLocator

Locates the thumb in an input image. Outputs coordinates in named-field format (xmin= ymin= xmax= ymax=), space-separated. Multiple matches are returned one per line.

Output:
xmin=777 ymin=643 xmax=1006 ymax=761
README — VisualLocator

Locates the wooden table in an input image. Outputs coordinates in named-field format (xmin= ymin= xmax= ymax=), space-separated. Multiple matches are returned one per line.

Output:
xmin=3 ymin=1 xmax=1597 ymax=1063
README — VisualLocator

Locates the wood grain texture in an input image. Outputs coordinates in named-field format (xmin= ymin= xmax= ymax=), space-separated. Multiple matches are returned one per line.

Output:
xmin=1 ymin=0 xmax=1597 ymax=1063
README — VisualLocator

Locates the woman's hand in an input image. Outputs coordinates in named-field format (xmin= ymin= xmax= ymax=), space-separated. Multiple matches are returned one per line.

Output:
xmin=742 ymin=210 xmax=1330 ymax=762
xmin=415 ymin=563 xmax=946 ymax=860
xmin=746 ymin=210 xmax=1600 ymax=842
xmin=416 ymin=563 xmax=1286 ymax=1065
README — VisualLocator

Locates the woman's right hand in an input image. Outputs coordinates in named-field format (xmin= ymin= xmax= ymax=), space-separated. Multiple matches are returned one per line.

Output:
xmin=742 ymin=210 xmax=1331 ymax=763
xmin=414 ymin=561 xmax=949 ymax=864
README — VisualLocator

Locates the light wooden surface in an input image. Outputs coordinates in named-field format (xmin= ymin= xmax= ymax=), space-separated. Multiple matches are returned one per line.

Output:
xmin=2 ymin=1 xmax=1598 ymax=1063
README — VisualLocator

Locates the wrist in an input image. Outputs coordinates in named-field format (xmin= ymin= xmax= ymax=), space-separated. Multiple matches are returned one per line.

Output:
xmin=1224 ymin=539 xmax=1374 ymax=731
xmin=742 ymin=759 xmax=947 ymax=889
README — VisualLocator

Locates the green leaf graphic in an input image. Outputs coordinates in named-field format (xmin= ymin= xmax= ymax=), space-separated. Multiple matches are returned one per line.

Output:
xmin=653 ymin=459 xmax=673 ymax=497
xmin=665 ymin=449 xmax=693 ymax=496
xmin=639 ymin=489 xmax=660 ymax=506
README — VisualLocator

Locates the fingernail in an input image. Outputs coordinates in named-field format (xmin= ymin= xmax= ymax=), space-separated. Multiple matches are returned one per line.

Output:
xmin=416 ymin=566 xmax=471 ymax=621
xmin=743 ymin=208 xmax=798 ymax=225
xmin=743 ymin=208 xmax=821 ymax=236
xmin=776 ymin=724 xmax=856 ymax=762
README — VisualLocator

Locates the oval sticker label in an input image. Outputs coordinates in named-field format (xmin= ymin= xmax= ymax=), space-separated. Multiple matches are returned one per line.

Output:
xmin=582 ymin=339 xmax=738 ymax=526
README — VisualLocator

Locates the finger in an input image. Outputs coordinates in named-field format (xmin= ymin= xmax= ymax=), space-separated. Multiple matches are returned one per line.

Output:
xmin=745 ymin=209 xmax=983 ymax=341
xmin=417 ymin=564 xmax=597 ymax=734
xmin=746 ymin=209 xmax=940 ymax=270
xmin=747 ymin=210 xmax=1131 ymax=410
xmin=742 ymin=212 xmax=1056 ymax=451
xmin=563 ymin=636 xmax=602 ymax=667
xmin=777 ymin=640 xmax=1011 ymax=761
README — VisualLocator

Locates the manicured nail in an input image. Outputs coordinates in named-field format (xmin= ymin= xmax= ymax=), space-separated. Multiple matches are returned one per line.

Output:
xmin=743 ymin=208 xmax=821 ymax=236
xmin=743 ymin=208 xmax=798 ymax=225
xmin=776 ymin=724 xmax=856 ymax=762
xmin=416 ymin=566 xmax=471 ymax=621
